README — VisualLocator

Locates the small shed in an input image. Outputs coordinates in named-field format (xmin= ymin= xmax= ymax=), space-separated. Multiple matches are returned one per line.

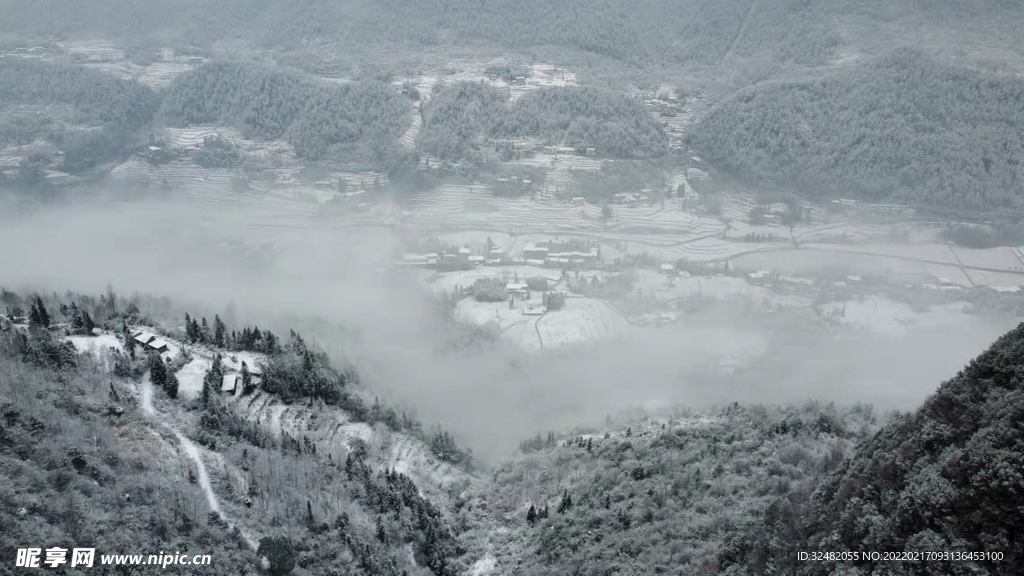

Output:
xmin=221 ymin=374 xmax=238 ymax=394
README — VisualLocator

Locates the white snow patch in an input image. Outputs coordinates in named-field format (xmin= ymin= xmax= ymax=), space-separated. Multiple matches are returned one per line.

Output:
xmin=339 ymin=423 xmax=374 ymax=447
xmin=470 ymin=555 xmax=497 ymax=576
xmin=175 ymin=356 xmax=213 ymax=401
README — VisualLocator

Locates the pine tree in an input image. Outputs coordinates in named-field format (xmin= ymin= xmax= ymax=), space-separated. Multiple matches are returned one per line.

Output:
xmin=241 ymin=361 xmax=255 ymax=395
xmin=82 ymin=310 xmax=94 ymax=333
xmin=185 ymin=313 xmax=195 ymax=342
xmin=28 ymin=304 xmax=40 ymax=326
xmin=202 ymin=357 xmax=223 ymax=406
xmin=165 ymin=371 xmax=179 ymax=399
xmin=557 ymin=490 xmax=573 ymax=513
xmin=150 ymin=354 xmax=168 ymax=391
xmin=526 ymin=504 xmax=537 ymax=525
xmin=200 ymin=318 xmax=211 ymax=343
xmin=214 ymin=314 xmax=226 ymax=348
xmin=541 ymin=504 xmax=549 ymax=519
xmin=34 ymin=296 xmax=49 ymax=327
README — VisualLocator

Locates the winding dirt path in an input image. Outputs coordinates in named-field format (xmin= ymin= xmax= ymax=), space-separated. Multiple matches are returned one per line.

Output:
xmin=136 ymin=370 xmax=258 ymax=550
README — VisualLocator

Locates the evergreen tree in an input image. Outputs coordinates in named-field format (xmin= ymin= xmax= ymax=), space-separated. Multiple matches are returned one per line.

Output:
xmin=185 ymin=313 xmax=196 ymax=343
xmin=241 ymin=361 xmax=255 ymax=395
xmin=214 ymin=314 xmax=226 ymax=348
xmin=82 ymin=310 xmax=95 ymax=333
xmin=34 ymin=296 xmax=50 ymax=327
xmin=165 ymin=371 xmax=179 ymax=399
xmin=201 ymin=357 xmax=223 ymax=406
xmin=557 ymin=490 xmax=573 ymax=513
xmin=527 ymin=504 xmax=537 ymax=525
xmin=257 ymin=536 xmax=296 ymax=576
xmin=200 ymin=317 xmax=211 ymax=343
xmin=150 ymin=354 xmax=168 ymax=391
xmin=28 ymin=304 xmax=40 ymax=326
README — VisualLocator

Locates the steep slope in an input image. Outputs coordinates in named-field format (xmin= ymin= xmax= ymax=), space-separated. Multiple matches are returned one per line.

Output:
xmin=806 ymin=322 xmax=1024 ymax=574
xmin=0 ymin=338 xmax=258 ymax=572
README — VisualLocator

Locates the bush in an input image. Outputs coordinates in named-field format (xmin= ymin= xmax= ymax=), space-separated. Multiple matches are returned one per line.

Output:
xmin=543 ymin=291 xmax=566 ymax=311
xmin=470 ymin=277 xmax=507 ymax=302
xmin=526 ymin=276 xmax=549 ymax=291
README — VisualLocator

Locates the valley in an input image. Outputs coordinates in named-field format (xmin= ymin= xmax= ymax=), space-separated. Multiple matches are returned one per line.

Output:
xmin=3 ymin=1 xmax=1024 ymax=574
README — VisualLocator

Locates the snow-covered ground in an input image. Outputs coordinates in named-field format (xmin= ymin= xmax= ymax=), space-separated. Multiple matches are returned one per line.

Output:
xmin=817 ymin=298 xmax=976 ymax=337
xmin=66 ymin=333 xmax=123 ymax=357
xmin=175 ymin=356 xmax=213 ymax=401
xmin=535 ymin=298 xmax=630 ymax=349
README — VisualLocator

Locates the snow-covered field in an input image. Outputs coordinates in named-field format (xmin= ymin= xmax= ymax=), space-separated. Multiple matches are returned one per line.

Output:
xmin=175 ymin=356 xmax=213 ymax=400
xmin=731 ymin=248 xmax=979 ymax=285
xmin=534 ymin=298 xmax=630 ymax=349
xmin=66 ymin=333 xmax=123 ymax=357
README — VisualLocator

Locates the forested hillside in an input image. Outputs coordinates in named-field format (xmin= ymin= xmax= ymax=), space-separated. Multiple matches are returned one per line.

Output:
xmin=472 ymin=404 xmax=873 ymax=575
xmin=419 ymin=83 xmax=667 ymax=162
xmin=466 ymin=322 xmax=1024 ymax=575
xmin=159 ymin=62 xmax=409 ymax=161
xmin=416 ymin=83 xmax=508 ymax=164
xmin=805 ymin=322 xmax=1024 ymax=573
xmin=5 ymin=0 xmax=1020 ymax=66
xmin=1 ymin=288 xmax=478 ymax=575
xmin=688 ymin=49 xmax=1024 ymax=216
xmin=493 ymin=87 xmax=668 ymax=158
xmin=0 ymin=58 xmax=159 ymax=170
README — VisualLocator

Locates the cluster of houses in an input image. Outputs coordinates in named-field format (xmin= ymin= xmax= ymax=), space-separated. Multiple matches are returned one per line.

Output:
xmin=521 ymin=241 xmax=601 ymax=268
xmin=399 ymin=246 xmax=491 ymax=268
xmin=398 ymin=237 xmax=603 ymax=271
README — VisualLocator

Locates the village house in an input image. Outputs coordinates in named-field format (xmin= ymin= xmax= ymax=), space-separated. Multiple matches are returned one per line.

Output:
xmin=131 ymin=330 xmax=170 ymax=354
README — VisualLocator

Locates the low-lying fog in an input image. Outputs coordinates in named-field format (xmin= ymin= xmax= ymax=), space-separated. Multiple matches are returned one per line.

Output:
xmin=1 ymin=200 xmax=1016 ymax=457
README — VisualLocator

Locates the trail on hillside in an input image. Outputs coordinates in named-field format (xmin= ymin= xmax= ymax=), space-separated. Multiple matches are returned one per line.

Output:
xmin=135 ymin=370 xmax=258 ymax=550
